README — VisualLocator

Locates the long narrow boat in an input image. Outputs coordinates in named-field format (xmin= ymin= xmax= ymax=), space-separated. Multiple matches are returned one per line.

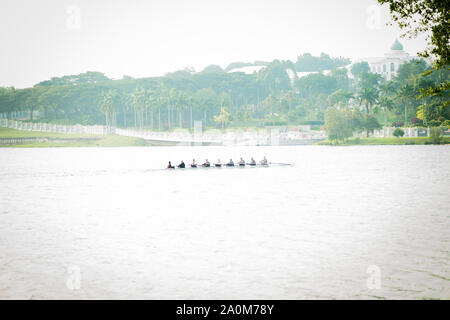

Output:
xmin=167 ymin=162 xmax=292 ymax=169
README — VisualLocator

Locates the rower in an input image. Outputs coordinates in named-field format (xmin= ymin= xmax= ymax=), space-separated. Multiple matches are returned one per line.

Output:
xmin=167 ymin=161 xmax=175 ymax=169
xmin=191 ymin=159 xmax=197 ymax=168
xmin=226 ymin=158 xmax=234 ymax=167
xmin=177 ymin=160 xmax=185 ymax=168
xmin=215 ymin=159 xmax=222 ymax=167
xmin=260 ymin=156 xmax=268 ymax=165
xmin=202 ymin=159 xmax=210 ymax=167
xmin=249 ymin=157 xmax=256 ymax=166
xmin=238 ymin=158 xmax=245 ymax=166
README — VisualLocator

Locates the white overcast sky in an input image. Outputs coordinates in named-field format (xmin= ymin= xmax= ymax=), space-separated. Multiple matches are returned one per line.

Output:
xmin=0 ymin=0 xmax=427 ymax=88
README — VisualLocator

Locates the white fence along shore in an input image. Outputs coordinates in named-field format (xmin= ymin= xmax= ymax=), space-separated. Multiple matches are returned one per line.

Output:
xmin=1 ymin=119 xmax=442 ymax=146
xmin=0 ymin=119 xmax=109 ymax=135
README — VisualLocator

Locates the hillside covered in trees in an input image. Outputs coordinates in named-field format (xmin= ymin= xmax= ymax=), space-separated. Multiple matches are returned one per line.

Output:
xmin=0 ymin=53 xmax=448 ymax=132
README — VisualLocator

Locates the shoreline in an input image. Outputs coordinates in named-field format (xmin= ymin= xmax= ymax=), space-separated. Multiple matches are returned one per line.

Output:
xmin=1 ymin=128 xmax=449 ymax=147
xmin=316 ymin=137 xmax=450 ymax=146
xmin=0 ymin=128 xmax=151 ymax=147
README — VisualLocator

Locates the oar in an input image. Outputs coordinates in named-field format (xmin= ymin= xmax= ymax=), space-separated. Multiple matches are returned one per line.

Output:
xmin=269 ymin=162 xmax=293 ymax=166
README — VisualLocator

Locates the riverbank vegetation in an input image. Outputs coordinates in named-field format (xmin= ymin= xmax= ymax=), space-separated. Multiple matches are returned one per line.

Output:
xmin=0 ymin=128 xmax=150 ymax=147
xmin=318 ymin=136 xmax=450 ymax=146
xmin=0 ymin=57 xmax=447 ymax=133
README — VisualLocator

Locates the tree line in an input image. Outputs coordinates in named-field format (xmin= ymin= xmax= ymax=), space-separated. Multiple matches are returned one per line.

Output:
xmin=0 ymin=55 xmax=448 ymax=133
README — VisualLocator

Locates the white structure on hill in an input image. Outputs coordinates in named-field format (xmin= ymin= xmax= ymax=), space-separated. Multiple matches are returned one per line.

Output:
xmin=226 ymin=40 xmax=414 ymax=82
xmin=361 ymin=40 xmax=414 ymax=80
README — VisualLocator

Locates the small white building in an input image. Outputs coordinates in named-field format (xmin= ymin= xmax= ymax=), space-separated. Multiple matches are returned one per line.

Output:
xmin=360 ymin=40 xmax=414 ymax=80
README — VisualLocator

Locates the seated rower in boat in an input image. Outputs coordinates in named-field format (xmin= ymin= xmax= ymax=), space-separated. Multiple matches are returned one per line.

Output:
xmin=167 ymin=161 xmax=175 ymax=169
xmin=249 ymin=157 xmax=256 ymax=166
xmin=202 ymin=159 xmax=210 ymax=167
xmin=226 ymin=159 xmax=234 ymax=167
xmin=191 ymin=159 xmax=197 ymax=168
xmin=260 ymin=156 xmax=268 ymax=165
xmin=177 ymin=160 xmax=185 ymax=168
xmin=215 ymin=159 xmax=222 ymax=167
xmin=238 ymin=158 xmax=246 ymax=166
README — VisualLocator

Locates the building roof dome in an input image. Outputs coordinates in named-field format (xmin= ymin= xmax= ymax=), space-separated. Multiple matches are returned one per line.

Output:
xmin=391 ymin=40 xmax=404 ymax=51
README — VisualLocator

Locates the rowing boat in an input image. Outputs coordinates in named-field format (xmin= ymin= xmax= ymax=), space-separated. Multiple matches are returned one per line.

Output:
xmin=167 ymin=162 xmax=292 ymax=169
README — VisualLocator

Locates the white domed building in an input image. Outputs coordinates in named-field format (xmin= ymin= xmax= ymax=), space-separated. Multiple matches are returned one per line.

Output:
xmin=358 ymin=40 xmax=414 ymax=80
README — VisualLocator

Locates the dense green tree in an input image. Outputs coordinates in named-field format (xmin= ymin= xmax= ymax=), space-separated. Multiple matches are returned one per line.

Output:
xmin=393 ymin=128 xmax=405 ymax=137
xmin=351 ymin=62 xmax=370 ymax=79
xmin=296 ymin=53 xmax=350 ymax=72
xmin=357 ymin=88 xmax=378 ymax=114
xmin=257 ymin=60 xmax=294 ymax=94
xmin=201 ymin=65 xmax=224 ymax=74
xmin=195 ymin=88 xmax=218 ymax=129
xmin=330 ymin=68 xmax=350 ymax=91
xmin=1 ymin=50 xmax=447 ymax=131
xmin=396 ymin=59 xmax=427 ymax=85
xmin=214 ymin=107 xmax=231 ymax=129
xmin=0 ymin=87 xmax=16 ymax=116
xmin=295 ymin=73 xmax=338 ymax=98
xmin=327 ymin=89 xmax=353 ymax=108
xmin=324 ymin=107 xmax=355 ymax=143
xmin=38 ymin=71 xmax=111 ymax=87
xmin=378 ymin=0 xmax=448 ymax=69
xmin=362 ymin=114 xmax=382 ymax=137
xmin=359 ymin=72 xmax=383 ymax=91
xmin=378 ymin=0 xmax=449 ymax=105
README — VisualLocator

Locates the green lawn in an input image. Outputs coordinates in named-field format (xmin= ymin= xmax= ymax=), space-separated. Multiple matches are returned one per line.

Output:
xmin=0 ymin=128 xmax=151 ymax=147
xmin=0 ymin=128 xmax=101 ymax=139
xmin=317 ymin=137 xmax=450 ymax=145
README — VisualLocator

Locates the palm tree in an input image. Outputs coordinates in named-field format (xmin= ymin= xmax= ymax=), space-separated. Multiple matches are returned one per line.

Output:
xmin=378 ymin=96 xmax=395 ymax=127
xmin=98 ymin=89 xmax=118 ymax=132
xmin=195 ymin=88 xmax=217 ymax=130
xmin=148 ymin=92 xmax=157 ymax=129
xmin=128 ymin=88 xmax=146 ymax=129
xmin=167 ymin=88 xmax=179 ymax=130
xmin=155 ymin=83 xmax=168 ymax=130
xmin=177 ymin=91 xmax=189 ymax=128
xmin=214 ymin=107 xmax=231 ymax=129
xmin=358 ymin=88 xmax=378 ymax=114
xmin=217 ymin=92 xmax=232 ymax=128
xmin=379 ymin=80 xmax=396 ymax=97
xmin=285 ymin=90 xmax=299 ymax=113
xmin=122 ymin=94 xmax=130 ymax=128
xmin=186 ymin=95 xmax=194 ymax=132
xmin=396 ymin=84 xmax=414 ymax=126
xmin=265 ymin=94 xmax=279 ymax=126
xmin=98 ymin=91 xmax=111 ymax=128
xmin=378 ymin=81 xmax=396 ymax=127
xmin=171 ymin=89 xmax=183 ymax=128
xmin=140 ymin=88 xmax=155 ymax=128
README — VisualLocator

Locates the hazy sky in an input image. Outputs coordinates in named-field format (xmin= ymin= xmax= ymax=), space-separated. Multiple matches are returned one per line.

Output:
xmin=0 ymin=0 xmax=427 ymax=88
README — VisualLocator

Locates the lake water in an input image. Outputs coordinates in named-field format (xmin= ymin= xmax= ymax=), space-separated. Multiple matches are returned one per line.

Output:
xmin=0 ymin=146 xmax=449 ymax=299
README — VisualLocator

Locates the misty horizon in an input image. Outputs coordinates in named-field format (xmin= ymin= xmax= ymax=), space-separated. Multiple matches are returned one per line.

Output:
xmin=1 ymin=0 xmax=427 ymax=88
